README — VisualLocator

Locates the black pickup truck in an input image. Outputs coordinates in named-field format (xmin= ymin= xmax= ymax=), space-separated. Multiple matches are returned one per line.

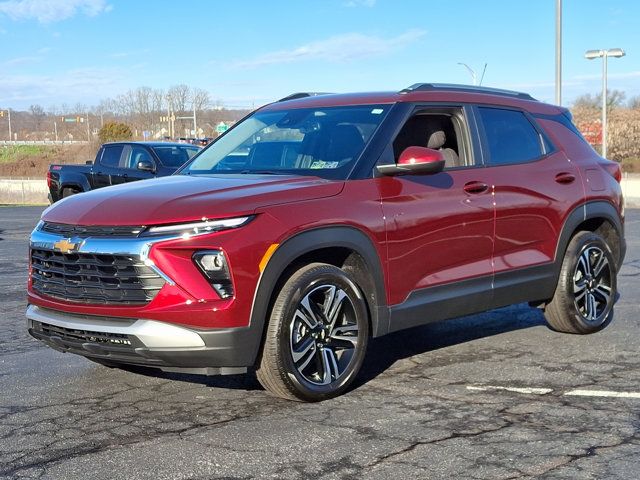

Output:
xmin=47 ymin=141 xmax=201 ymax=203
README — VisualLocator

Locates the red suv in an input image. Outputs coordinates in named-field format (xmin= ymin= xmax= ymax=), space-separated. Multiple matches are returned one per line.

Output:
xmin=27 ymin=84 xmax=625 ymax=401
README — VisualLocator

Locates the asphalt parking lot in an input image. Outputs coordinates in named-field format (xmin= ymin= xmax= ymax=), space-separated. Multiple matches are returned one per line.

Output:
xmin=1 ymin=206 xmax=639 ymax=480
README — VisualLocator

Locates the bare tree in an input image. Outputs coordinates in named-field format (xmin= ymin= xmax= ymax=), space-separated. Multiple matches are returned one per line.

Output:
xmin=191 ymin=87 xmax=211 ymax=112
xmin=29 ymin=104 xmax=46 ymax=131
xmin=629 ymin=96 xmax=640 ymax=110
xmin=167 ymin=84 xmax=190 ymax=112
xmin=573 ymin=90 xmax=626 ymax=112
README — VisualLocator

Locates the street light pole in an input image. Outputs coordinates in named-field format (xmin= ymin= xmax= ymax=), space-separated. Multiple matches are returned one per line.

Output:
xmin=585 ymin=48 xmax=625 ymax=159
xmin=602 ymin=53 xmax=608 ymax=158
xmin=457 ymin=62 xmax=477 ymax=85
xmin=555 ymin=0 xmax=562 ymax=105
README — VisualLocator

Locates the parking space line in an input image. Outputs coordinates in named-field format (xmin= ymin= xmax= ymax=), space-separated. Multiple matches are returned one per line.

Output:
xmin=563 ymin=389 xmax=640 ymax=399
xmin=467 ymin=385 xmax=640 ymax=399
xmin=466 ymin=385 xmax=553 ymax=395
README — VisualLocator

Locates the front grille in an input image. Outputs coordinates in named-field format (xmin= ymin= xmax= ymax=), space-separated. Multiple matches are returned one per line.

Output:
xmin=39 ymin=322 xmax=132 ymax=346
xmin=31 ymin=249 xmax=165 ymax=305
xmin=41 ymin=222 xmax=145 ymax=237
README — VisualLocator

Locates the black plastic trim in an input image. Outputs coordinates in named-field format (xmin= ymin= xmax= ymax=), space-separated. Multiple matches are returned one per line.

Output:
xmin=245 ymin=226 xmax=390 ymax=364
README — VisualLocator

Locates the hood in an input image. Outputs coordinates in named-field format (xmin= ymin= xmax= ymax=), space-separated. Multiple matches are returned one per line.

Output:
xmin=43 ymin=174 xmax=344 ymax=226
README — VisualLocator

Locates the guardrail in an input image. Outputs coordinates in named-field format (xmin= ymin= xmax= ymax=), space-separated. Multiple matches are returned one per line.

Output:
xmin=0 ymin=178 xmax=49 ymax=204
xmin=0 ymin=141 xmax=89 ymax=145
xmin=1 ymin=174 xmax=640 ymax=206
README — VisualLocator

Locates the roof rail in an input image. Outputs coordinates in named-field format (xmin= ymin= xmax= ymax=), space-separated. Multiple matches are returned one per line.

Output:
xmin=277 ymin=92 xmax=332 ymax=102
xmin=399 ymin=83 xmax=537 ymax=101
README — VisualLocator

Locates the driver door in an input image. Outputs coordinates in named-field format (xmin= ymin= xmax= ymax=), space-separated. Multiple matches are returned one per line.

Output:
xmin=379 ymin=106 xmax=496 ymax=330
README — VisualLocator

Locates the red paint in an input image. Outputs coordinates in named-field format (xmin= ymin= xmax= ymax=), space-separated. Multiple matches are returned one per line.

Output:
xmin=29 ymin=88 xmax=623 ymax=331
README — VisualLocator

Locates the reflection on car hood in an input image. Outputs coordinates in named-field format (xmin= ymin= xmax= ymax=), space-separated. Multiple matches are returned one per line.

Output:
xmin=42 ymin=174 xmax=344 ymax=226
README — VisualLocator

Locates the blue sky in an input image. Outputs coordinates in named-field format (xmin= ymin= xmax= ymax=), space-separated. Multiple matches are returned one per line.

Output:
xmin=0 ymin=0 xmax=638 ymax=111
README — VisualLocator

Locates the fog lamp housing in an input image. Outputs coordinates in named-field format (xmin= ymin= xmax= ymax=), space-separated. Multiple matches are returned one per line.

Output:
xmin=193 ymin=250 xmax=233 ymax=299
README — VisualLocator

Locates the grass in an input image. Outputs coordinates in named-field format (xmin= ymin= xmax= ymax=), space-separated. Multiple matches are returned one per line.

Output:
xmin=0 ymin=143 xmax=98 ymax=177
xmin=0 ymin=145 xmax=54 ymax=164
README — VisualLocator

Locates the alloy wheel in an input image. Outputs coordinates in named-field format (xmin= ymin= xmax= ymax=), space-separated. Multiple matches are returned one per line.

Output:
xmin=289 ymin=284 xmax=359 ymax=386
xmin=573 ymin=246 xmax=613 ymax=323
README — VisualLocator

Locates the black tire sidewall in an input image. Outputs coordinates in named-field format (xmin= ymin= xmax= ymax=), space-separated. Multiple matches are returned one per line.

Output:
xmin=558 ymin=232 xmax=617 ymax=332
xmin=275 ymin=266 xmax=369 ymax=401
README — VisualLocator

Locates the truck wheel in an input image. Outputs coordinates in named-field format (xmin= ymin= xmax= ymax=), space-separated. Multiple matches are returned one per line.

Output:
xmin=544 ymin=231 xmax=617 ymax=334
xmin=62 ymin=187 xmax=80 ymax=198
xmin=256 ymin=263 xmax=369 ymax=401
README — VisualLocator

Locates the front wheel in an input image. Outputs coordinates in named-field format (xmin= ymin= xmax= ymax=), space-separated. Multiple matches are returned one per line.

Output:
xmin=544 ymin=231 xmax=617 ymax=334
xmin=256 ymin=263 xmax=369 ymax=401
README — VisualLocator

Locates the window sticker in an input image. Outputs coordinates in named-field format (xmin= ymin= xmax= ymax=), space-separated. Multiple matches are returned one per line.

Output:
xmin=371 ymin=108 xmax=384 ymax=115
xmin=310 ymin=161 xmax=339 ymax=169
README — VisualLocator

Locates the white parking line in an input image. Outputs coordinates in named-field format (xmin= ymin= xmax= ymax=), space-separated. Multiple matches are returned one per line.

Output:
xmin=467 ymin=385 xmax=640 ymax=399
xmin=466 ymin=385 xmax=553 ymax=395
xmin=564 ymin=389 xmax=640 ymax=399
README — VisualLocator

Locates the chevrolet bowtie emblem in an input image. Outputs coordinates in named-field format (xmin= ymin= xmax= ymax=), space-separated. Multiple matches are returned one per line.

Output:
xmin=53 ymin=238 xmax=79 ymax=254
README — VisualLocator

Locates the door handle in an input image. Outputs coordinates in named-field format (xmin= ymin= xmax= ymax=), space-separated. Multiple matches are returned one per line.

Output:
xmin=555 ymin=172 xmax=576 ymax=184
xmin=463 ymin=181 xmax=489 ymax=194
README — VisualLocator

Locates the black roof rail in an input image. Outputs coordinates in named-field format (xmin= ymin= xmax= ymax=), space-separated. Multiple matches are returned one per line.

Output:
xmin=277 ymin=92 xmax=332 ymax=102
xmin=399 ymin=83 xmax=537 ymax=101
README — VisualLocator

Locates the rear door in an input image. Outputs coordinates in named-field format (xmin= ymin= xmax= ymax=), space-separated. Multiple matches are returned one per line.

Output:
xmin=379 ymin=105 xmax=496 ymax=327
xmin=92 ymin=144 xmax=124 ymax=189
xmin=475 ymin=106 xmax=583 ymax=285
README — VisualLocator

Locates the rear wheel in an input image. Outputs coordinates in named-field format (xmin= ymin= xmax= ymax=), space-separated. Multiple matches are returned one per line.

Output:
xmin=544 ymin=231 xmax=617 ymax=334
xmin=257 ymin=263 xmax=369 ymax=401
xmin=62 ymin=187 xmax=80 ymax=198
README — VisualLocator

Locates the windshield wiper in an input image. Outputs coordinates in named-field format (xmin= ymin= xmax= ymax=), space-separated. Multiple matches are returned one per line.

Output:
xmin=239 ymin=170 xmax=283 ymax=175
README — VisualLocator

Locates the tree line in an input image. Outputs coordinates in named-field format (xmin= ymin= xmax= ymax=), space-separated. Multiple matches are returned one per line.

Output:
xmin=0 ymin=85 xmax=250 ymax=142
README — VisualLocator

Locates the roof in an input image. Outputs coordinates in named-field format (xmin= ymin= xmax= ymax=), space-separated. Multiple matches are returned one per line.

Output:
xmin=103 ymin=141 xmax=200 ymax=148
xmin=264 ymin=84 xmax=564 ymax=115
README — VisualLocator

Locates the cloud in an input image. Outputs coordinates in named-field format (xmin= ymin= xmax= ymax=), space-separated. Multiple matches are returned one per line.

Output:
xmin=109 ymin=49 xmax=150 ymax=59
xmin=573 ymin=71 xmax=640 ymax=81
xmin=2 ymin=55 xmax=42 ymax=66
xmin=0 ymin=66 xmax=126 ymax=105
xmin=0 ymin=0 xmax=111 ymax=23
xmin=344 ymin=0 xmax=376 ymax=7
xmin=230 ymin=29 xmax=426 ymax=69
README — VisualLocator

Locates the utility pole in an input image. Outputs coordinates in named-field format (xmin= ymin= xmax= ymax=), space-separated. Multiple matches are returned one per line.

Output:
xmin=8 ymin=108 xmax=12 ymax=142
xmin=86 ymin=113 xmax=90 ymax=142
xmin=54 ymin=120 xmax=58 ymax=141
xmin=193 ymin=106 xmax=197 ymax=138
xmin=555 ymin=0 xmax=562 ymax=105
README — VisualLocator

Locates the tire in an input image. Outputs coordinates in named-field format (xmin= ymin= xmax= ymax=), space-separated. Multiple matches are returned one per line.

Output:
xmin=62 ymin=187 xmax=80 ymax=198
xmin=544 ymin=231 xmax=617 ymax=334
xmin=256 ymin=263 xmax=369 ymax=402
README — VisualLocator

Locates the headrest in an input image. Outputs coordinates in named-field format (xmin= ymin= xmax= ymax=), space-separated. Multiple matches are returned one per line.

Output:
xmin=427 ymin=130 xmax=446 ymax=149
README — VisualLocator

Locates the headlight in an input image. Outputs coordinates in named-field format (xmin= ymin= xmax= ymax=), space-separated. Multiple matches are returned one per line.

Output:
xmin=141 ymin=216 xmax=253 ymax=238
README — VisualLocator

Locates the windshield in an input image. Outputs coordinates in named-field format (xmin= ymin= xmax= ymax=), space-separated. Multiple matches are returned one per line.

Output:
xmin=153 ymin=145 xmax=200 ymax=167
xmin=181 ymin=105 xmax=389 ymax=179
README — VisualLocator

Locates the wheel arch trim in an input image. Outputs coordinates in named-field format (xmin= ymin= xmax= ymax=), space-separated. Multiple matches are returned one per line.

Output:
xmin=245 ymin=225 xmax=389 ymax=366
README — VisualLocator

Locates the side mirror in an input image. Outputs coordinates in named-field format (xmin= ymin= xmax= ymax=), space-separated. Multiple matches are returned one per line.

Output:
xmin=377 ymin=146 xmax=446 ymax=176
xmin=137 ymin=160 xmax=155 ymax=172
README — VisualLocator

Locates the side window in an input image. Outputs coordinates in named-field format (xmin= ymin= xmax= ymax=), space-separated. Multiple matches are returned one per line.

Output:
xmin=121 ymin=145 xmax=154 ymax=169
xmin=392 ymin=108 xmax=468 ymax=169
xmin=478 ymin=107 xmax=544 ymax=165
xmin=100 ymin=145 xmax=124 ymax=168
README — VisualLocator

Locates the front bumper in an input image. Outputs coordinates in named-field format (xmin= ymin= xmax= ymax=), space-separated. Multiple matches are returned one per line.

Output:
xmin=26 ymin=304 xmax=256 ymax=375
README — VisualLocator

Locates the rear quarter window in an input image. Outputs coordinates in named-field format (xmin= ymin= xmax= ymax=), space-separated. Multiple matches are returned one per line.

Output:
xmin=478 ymin=107 xmax=544 ymax=165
